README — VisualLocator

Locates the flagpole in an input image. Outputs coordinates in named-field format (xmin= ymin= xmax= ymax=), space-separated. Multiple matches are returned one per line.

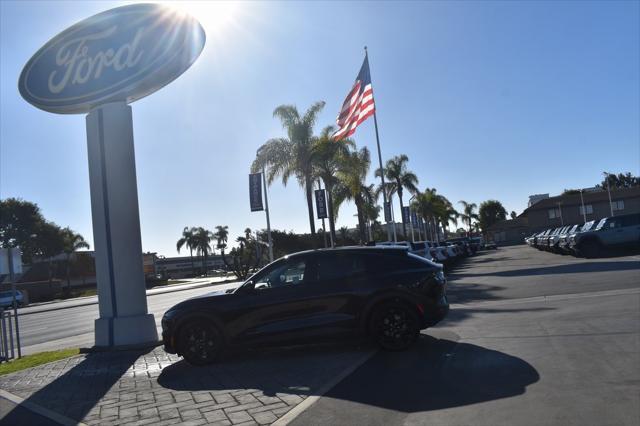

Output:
xmin=366 ymin=47 xmax=392 ymax=243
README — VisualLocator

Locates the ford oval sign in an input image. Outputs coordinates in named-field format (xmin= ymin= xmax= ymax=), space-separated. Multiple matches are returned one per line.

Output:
xmin=18 ymin=3 xmax=205 ymax=114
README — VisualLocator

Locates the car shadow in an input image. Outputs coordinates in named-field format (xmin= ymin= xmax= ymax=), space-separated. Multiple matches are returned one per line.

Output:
xmin=440 ymin=306 xmax=556 ymax=327
xmin=454 ymin=260 xmax=639 ymax=278
xmin=0 ymin=347 xmax=154 ymax=424
xmin=158 ymin=334 xmax=539 ymax=413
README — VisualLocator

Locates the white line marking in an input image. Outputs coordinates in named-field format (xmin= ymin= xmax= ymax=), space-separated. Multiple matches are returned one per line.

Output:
xmin=0 ymin=389 xmax=88 ymax=426
xmin=272 ymin=349 xmax=377 ymax=426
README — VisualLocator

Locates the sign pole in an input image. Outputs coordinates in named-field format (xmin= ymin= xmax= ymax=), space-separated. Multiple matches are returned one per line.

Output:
xmin=262 ymin=168 xmax=274 ymax=262
xmin=86 ymin=102 xmax=158 ymax=347
xmin=317 ymin=181 xmax=329 ymax=248
xmin=580 ymin=189 xmax=587 ymax=223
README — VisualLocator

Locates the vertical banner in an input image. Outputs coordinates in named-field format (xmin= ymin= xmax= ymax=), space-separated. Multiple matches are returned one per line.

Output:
xmin=315 ymin=189 xmax=328 ymax=219
xmin=411 ymin=210 xmax=419 ymax=226
xmin=249 ymin=173 xmax=264 ymax=212
xmin=384 ymin=202 xmax=392 ymax=222
xmin=402 ymin=206 xmax=410 ymax=223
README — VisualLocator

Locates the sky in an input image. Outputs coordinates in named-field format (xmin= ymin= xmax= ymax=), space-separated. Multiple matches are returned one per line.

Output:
xmin=1 ymin=0 xmax=639 ymax=257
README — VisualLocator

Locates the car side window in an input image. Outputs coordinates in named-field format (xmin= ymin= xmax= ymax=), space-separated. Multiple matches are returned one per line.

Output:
xmin=254 ymin=259 xmax=307 ymax=289
xmin=317 ymin=254 xmax=367 ymax=282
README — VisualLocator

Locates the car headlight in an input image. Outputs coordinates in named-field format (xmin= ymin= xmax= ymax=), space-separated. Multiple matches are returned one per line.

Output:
xmin=436 ymin=270 xmax=445 ymax=283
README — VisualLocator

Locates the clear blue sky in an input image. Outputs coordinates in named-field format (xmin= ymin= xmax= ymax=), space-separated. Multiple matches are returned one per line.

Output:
xmin=1 ymin=1 xmax=639 ymax=256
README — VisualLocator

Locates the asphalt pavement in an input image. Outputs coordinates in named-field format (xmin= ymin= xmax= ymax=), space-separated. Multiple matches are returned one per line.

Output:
xmin=291 ymin=245 xmax=640 ymax=426
xmin=16 ymin=279 xmax=242 ymax=355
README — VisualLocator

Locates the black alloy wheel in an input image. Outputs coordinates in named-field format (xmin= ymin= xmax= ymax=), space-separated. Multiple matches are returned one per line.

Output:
xmin=178 ymin=320 xmax=223 ymax=365
xmin=371 ymin=303 xmax=420 ymax=351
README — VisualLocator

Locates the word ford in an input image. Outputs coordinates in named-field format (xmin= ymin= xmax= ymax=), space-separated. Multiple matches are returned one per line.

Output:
xmin=48 ymin=26 xmax=145 ymax=94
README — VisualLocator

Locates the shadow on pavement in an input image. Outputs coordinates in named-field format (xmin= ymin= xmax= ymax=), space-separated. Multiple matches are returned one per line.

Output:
xmin=455 ymin=260 xmax=639 ymax=278
xmin=319 ymin=334 xmax=539 ymax=412
xmin=441 ymin=306 xmax=555 ymax=326
xmin=0 ymin=347 xmax=153 ymax=424
xmin=159 ymin=334 xmax=538 ymax=414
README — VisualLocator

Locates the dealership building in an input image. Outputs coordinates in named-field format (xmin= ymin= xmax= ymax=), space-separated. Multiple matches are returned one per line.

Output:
xmin=488 ymin=186 xmax=640 ymax=245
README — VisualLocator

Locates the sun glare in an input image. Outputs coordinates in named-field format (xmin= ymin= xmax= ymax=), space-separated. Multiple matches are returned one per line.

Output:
xmin=161 ymin=1 xmax=241 ymax=37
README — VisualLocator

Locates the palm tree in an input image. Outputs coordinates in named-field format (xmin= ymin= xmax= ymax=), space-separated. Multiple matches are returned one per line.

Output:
xmin=193 ymin=227 xmax=213 ymax=276
xmin=176 ymin=226 xmax=198 ymax=276
xmin=436 ymin=196 xmax=459 ymax=239
xmin=61 ymin=227 xmax=89 ymax=293
xmin=252 ymin=102 xmax=326 ymax=237
xmin=310 ymin=125 xmax=355 ymax=246
xmin=459 ymin=201 xmax=479 ymax=236
xmin=334 ymin=147 xmax=375 ymax=243
xmin=214 ymin=225 xmax=229 ymax=267
xmin=338 ymin=226 xmax=350 ymax=245
xmin=412 ymin=190 xmax=440 ymax=241
xmin=375 ymin=155 xmax=419 ymax=238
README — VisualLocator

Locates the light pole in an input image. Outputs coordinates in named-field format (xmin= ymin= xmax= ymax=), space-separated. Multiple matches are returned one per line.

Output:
xmin=579 ymin=189 xmax=587 ymax=223
xmin=409 ymin=194 xmax=416 ymax=243
xmin=557 ymin=202 xmax=564 ymax=226
xmin=603 ymin=172 xmax=614 ymax=217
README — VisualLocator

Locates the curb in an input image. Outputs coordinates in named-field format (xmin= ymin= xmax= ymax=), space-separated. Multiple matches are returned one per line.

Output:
xmin=272 ymin=348 xmax=377 ymax=426
xmin=0 ymin=389 xmax=87 ymax=426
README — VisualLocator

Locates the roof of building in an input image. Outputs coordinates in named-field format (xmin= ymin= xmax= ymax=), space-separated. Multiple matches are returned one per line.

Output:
xmin=521 ymin=186 xmax=640 ymax=214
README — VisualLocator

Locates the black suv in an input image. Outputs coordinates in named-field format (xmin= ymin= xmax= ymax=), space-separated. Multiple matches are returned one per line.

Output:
xmin=162 ymin=247 xmax=448 ymax=365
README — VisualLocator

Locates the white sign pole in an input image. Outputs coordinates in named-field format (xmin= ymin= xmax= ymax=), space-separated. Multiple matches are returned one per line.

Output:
xmin=86 ymin=102 xmax=157 ymax=347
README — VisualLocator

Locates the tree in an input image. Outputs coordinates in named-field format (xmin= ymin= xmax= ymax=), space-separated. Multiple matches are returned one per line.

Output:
xmin=478 ymin=200 xmax=508 ymax=232
xmin=252 ymin=102 xmax=326 ymax=237
xmin=176 ymin=226 xmax=198 ymax=276
xmin=600 ymin=172 xmax=639 ymax=189
xmin=34 ymin=221 xmax=65 ymax=287
xmin=310 ymin=126 xmax=355 ymax=246
xmin=214 ymin=225 xmax=229 ymax=268
xmin=510 ymin=211 xmax=517 ymax=220
xmin=435 ymin=195 xmax=458 ymax=239
xmin=193 ymin=227 xmax=214 ymax=277
xmin=458 ymin=201 xmax=479 ymax=236
xmin=333 ymin=147 xmax=375 ymax=243
xmin=375 ymin=154 xmax=419 ymax=238
xmin=61 ymin=227 xmax=89 ymax=293
xmin=412 ymin=189 xmax=445 ymax=241
xmin=0 ymin=198 xmax=46 ymax=263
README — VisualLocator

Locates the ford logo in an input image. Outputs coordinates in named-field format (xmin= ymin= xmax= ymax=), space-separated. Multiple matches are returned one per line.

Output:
xmin=18 ymin=3 xmax=205 ymax=114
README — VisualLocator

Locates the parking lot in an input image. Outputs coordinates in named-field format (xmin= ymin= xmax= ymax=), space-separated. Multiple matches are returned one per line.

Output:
xmin=1 ymin=245 xmax=639 ymax=426
xmin=291 ymin=245 xmax=640 ymax=426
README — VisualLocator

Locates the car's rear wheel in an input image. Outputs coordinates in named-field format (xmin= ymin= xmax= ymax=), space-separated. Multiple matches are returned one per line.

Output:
xmin=370 ymin=303 xmax=420 ymax=351
xmin=178 ymin=319 xmax=223 ymax=365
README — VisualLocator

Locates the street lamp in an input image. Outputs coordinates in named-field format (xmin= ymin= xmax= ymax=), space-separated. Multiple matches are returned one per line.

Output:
xmin=603 ymin=172 xmax=614 ymax=217
xmin=579 ymin=189 xmax=587 ymax=223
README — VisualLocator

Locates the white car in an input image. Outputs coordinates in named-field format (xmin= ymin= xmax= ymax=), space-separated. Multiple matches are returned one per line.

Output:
xmin=0 ymin=290 xmax=25 ymax=309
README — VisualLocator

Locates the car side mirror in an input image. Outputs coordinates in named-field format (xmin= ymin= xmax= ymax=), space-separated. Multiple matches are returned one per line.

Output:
xmin=239 ymin=280 xmax=255 ymax=293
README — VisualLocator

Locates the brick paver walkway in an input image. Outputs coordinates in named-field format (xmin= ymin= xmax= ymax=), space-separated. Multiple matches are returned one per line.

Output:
xmin=0 ymin=345 xmax=371 ymax=425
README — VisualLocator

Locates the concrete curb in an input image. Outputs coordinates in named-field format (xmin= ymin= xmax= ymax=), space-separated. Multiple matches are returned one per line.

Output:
xmin=0 ymin=389 xmax=88 ymax=426
xmin=272 ymin=349 xmax=377 ymax=426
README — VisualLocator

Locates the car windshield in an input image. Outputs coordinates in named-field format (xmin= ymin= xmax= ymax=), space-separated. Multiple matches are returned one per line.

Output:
xmin=595 ymin=218 xmax=608 ymax=230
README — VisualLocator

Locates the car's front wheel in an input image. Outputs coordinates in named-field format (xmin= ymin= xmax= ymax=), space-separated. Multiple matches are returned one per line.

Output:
xmin=370 ymin=303 xmax=420 ymax=351
xmin=178 ymin=319 xmax=223 ymax=365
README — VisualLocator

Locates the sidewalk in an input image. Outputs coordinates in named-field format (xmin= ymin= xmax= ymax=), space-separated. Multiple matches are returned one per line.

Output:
xmin=0 ymin=344 xmax=374 ymax=426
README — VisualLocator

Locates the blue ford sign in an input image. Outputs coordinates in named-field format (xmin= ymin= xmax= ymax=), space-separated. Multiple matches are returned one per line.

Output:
xmin=18 ymin=3 xmax=205 ymax=114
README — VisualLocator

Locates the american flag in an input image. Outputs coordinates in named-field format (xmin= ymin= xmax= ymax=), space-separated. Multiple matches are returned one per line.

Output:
xmin=332 ymin=55 xmax=375 ymax=141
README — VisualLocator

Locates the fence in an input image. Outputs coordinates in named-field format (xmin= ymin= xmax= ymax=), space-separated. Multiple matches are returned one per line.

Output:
xmin=0 ymin=308 xmax=20 ymax=362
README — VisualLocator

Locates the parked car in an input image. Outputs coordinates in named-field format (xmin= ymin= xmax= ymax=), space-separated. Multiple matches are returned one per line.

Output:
xmin=484 ymin=241 xmax=498 ymax=250
xmin=0 ymin=290 xmax=25 ymax=309
xmin=162 ymin=247 xmax=449 ymax=365
xmin=548 ymin=226 xmax=571 ymax=252
xmin=569 ymin=213 xmax=640 ymax=258
xmin=556 ymin=224 xmax=583 ymax=254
